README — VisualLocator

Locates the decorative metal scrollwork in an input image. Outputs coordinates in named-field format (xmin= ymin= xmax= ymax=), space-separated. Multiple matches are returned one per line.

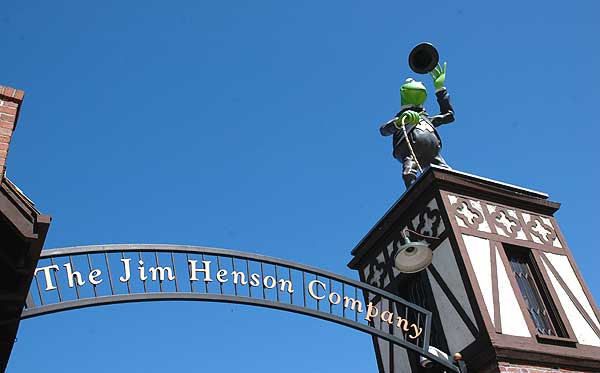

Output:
xmin=527 ymin=217 xmax=557 ymax=244
xmin=447 ymin=194 xmax=562 ymax=249
xmin=365 ymin=257 xmax=388 ymax=288
xmin=416 ymin=206 xmax=442 ymax=238
xmin=453 ymin=198 xmax=484 ymax=229
xmin=490 ymin=208 xmax=521 ymax=239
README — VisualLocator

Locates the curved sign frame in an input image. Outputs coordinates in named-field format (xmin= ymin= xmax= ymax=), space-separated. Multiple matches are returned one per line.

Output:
xmin=23 ymin=244 xmax=458 ymax=371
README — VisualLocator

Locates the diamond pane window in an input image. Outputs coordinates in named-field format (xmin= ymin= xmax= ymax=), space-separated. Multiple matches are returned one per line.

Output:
xmin=505 ymin=248 xmax=566 ymax=338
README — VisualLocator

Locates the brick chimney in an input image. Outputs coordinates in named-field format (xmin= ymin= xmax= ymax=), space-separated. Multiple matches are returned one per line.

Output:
xmin=0 ymin=85 xmax=25 ymax=180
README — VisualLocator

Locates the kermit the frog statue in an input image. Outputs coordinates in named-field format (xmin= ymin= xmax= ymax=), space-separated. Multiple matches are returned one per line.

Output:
xmin=380 ymin=62 xmax=455 ymax=188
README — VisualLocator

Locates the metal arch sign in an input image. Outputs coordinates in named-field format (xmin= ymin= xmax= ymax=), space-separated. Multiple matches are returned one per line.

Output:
xmin=23 ymin=244 xmax=458 ymax=372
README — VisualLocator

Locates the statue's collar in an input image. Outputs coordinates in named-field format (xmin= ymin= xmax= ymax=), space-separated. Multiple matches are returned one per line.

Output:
xmin=399 ymin=105 xmax=426 ymax=113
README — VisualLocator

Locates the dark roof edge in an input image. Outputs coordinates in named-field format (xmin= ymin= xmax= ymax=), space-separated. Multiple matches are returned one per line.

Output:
xmin=348 ymin=166 xmax=558 ymax=268
xmin=431 ymin=166 xmax=548 ymax=199
xmin=0 ymin=177 xmax=51 ymax=239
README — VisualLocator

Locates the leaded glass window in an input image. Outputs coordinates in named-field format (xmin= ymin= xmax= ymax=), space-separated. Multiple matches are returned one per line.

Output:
xmin=506 ymin=248 xmax=566 ymax=338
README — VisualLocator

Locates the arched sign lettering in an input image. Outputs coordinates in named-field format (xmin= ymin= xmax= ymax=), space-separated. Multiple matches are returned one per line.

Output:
xmin=23 ymin=244 xmax=458 ymax=371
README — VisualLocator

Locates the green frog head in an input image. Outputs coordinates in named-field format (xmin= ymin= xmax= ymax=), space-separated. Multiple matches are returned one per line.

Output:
xmin=400 ymin=78 xmax=427 ymax=107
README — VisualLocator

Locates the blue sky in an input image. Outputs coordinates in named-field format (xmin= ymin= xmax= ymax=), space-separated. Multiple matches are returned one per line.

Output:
xmin=3 ymin=1 xmax=600 ymax=371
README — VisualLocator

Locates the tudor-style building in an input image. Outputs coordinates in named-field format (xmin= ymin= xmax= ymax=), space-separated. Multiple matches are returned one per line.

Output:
xmin=349 ymin=165 xmax=600 ymax=373
xmin=0 ymin=85 xmax=51 ymax=371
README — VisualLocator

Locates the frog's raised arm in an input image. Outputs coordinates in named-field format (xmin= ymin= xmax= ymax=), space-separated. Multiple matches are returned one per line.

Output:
xmin=429 ymin=62 xmax=455 ymax=127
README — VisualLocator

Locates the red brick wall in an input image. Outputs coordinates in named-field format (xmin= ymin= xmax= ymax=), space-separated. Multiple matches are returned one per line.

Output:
xmin=0 ymin=85 xmax=24 ymax=179
xmin=497 ymin=362 xmax=587 ymax=373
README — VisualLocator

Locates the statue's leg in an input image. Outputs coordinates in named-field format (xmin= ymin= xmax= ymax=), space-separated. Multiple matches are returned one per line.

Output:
xmin=431 ymin=154 xmax=452 ymax=169
xmin=402 ymin=156 xmax=418 ymax=187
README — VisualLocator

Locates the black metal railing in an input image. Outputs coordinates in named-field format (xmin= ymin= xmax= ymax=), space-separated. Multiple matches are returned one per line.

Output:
xmin=21 ymin=244 xmax=459 ymax=371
